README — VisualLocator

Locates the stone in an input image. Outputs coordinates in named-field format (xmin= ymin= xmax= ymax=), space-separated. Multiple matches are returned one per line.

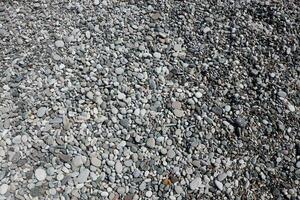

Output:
xmin=146 ymin=138 xmax=155 ymax=148
xmin=288 ymin=103 xmax=295 ymax=112
xmin=175 ymin=185 xmax=184 ymax=194
xmin=0 ymin=184 xmax=8 ymax=195
xmin=217 ymin=173 xmax=227 ymax=182
xmin=215 ymin=180 xmax=223 ymax=191
xmin=76 ymin=168 xmax=90 ymax=183
xmin=37 ymin=107 xmax=47 ymax=117
xmin=120 ymin=119 xmax=129 ymax=128
xmin=12 ymin=135 xmax=22 ymax=144
xmin=190 ymin=177 xmax=201 ymax=190
xmin=118 ymin=93 xmax=126 ymax=100
xmin=86 ymin=91 xmax=94 ymax=100
xmin=35 ymin=168 xmax=47 ymax=181
xmin=55 ymin=40 xmax=64 ymax=48
xmin=94 ymin=0 xmax=100 ymax=5
xmin=153 ymin=52 xmax=161 ymax=59
xmin=115 ymin=161 xmax=123 ymax=174
xmin=72 ymin=155 xmax=84 ymax=168
xmin=101 ymin=192 xmax=109 ymax=197
xmin=115 ymin=67 xmax=124 ymax=75
xmin=145 ymin=191 xmax=152 ymax=197
xmin=91 ymin=157 xmax=101 ymax=167
xmin=235 ymin=117 xmax=247 ymax=128
xmin=174 ymin=109 xmax=184 ymax=117
xmin=195 ymin=92 xmax=203 ymax=98
xmin=296 ymin=161 xmax=300 ymax=168
xmin=167 ymin=149 xmax=176 ymax=159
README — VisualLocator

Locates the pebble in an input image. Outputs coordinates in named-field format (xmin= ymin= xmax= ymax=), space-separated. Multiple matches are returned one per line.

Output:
xmin=174 ymin=109 xmax=184 ymax=117
xmin=153 ymin=52 xmax=161 ymax=59
xmin=296 ymin=161 xmax=300 ymax=168
xmin=55 ymin=40 xmax=64 ymax=48
xmin=35 ymin=168 xmax=47 ymax=181
xmin=37 ymin=107 xmax=47 ymax=117
xmin=167 ymin=149 xmax=176 ymax=159
xmin=115 ymin=161 xmax=123 ymax=174
xmin=101 ymin=191 xmax=109 ymax=197
xmin=115 ymin=67 xmax=124 ymax=75
xmin=215 ymin=180 xmax=223 ymax=191
xmin=0 ymin=184 xmax=8 ymax=195
xmin=93 ymin=0 xmax=100 ymax=5
xmin=217 ymin=173 xmax=227 ymax=182
xmin=72 ymin=156 xmax=84 ymax=168
xmin=76 ymin=168 xmax=90 ymax=183
xmin=145 ymin=191 xmax=152 ymax=197
xmin=195 ymin=92 xmax=203 ymax=98
xmin=146 ymin=138 xmax=155 ymax=148
xmin=91 ymin=157 xmax=101 ymax=167
xmin=190 ymin=177 xmax=202 ymax=190
xmin=288 ymin=103 xmax=295 ymax=112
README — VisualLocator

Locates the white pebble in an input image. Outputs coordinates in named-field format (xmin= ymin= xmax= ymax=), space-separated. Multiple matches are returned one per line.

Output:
xmin=35 ymin=168 xmax=47 ymax=181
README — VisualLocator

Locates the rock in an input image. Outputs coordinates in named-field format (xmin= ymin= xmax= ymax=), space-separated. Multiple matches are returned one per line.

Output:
xmin=91 ymin=157 xmax=101 ymax=167
xmin=93 ymin=0 xmax=100 ymax=5
xmin=217 ymin=173 xmax=227 ymax=182
xmin=215 ymin=180 xmax=223 ymax=191
xmin=153 ymin=52 xmax=161 ymax=59
xmin=12 ymin=135 xmax=22 ymax=144
xmin=37 ymin=107 xmax=47 ymax=117
xmin=35 ymin=168 xmax=47 ymax=181
xmin=120 ymin=119 xmax=129 ymax=128
xmin=174 ymin=109 xmax=184 ymax=117
xmin=175 ymin=185 xmax=184 ymax=194
xmin=195 ymin=92 xmax=203 ymax=98
xmin=167 ymin=149 xmax=176 ymax=159
xmin=288 ymin=103 xmax=295 ymax=112
xmin=146 ymin=138 xmax=155 ymax=148
xmin=101 ymin=192 xmax=109 ymax=197
xmin=63 ymin=116 xmax=71 ymax=130
xmin=190 ymin=177 xmax=201 ymax=190
xmin=115 ymin=161 xmax=123 ymax=174
xmin=296 ymin=161 xmax=300 ymax=168
xmin=117 ymin=92 xmax=126 ymax=100
xmin=115 ymin=67 xmax=124 ymax=75
xmin=55 ymin=40 xmax=64 ymax=48
xmin=76 ymin=168 xmax=90 ymax=183
xmin=145 ymin=191 xmax=152 ymax=197
xmin=86 ymin=91 xmax=94 ymax=100
xmin=0 ymin=184 xmax=8 ymax=195
xmin=72 ymin=155 xmax=84 ymax=168
xmin=235 ymin=117 xmax=247 ymax=128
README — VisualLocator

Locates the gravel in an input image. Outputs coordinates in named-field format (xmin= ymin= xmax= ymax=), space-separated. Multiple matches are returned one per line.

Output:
xmin=0 ymin=0 xmax=299 ymax=199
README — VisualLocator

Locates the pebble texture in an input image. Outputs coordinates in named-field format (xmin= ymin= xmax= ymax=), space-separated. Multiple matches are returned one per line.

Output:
xmin=0 ymin=0 xmax=299 ymax=199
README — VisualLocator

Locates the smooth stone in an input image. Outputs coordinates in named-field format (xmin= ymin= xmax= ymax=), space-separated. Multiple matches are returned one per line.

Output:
xmin=296 ymin=161 xmax=300 ymax=168
xmin=217 ymin=173 xmax=227 ymax=182
xmin=76 ymin=168 xmax=90 ymax=183
xmin=195 ymin=92 xmax=203 ymax=98
xmin=101 ymin=192 xmax=109 ymax=197
xmin=115 ymin=161 xmax=123 ymax=174
xmin=215 ymin=180 xmax=223 ymax=191
xmin=167 ymin=149 xmax=176 ymax=159
xmin=12 ymin=135 xmax=22 ymax=144
xmin=153 ymin=52 xmax=161 ymax=59
xmin=146 ymin=138 xmax=155 ymax=148
xmin=37 ymin=107 xmax=47 ymax=117
xmin=174 ymin=109 xmax=184 ymax=117
xmin=120 ymin=119 xmax=129 ymax=128
xmin=235 ymin=117 xmax=247 ymax=128
xmin=145 ymin=191 xmax=152 ymax=197
xmin=35 ymin=168 xmax=47 ymax=181
xmin=118 ymin=93 xmax=126 ymax=100
xmin=55 ymin=40 xmax=64 ymax=48
xmin=190 ymin=177 xmax=201 ymax=190
xmin=175 ymin=185 xmax=184 ymax=194
xmin=115 ymin=67 xmax=124 ymax=75
xmin=86 ymin=91 xmax=94 ymax=100
xmin=288 ymin=103 xmax=295 ymax=112
xmin=72 ymin=155 xmax=84 ymax=168
xmin=93 ymin=0 xmax=100 ymax=5
xmin=0 ymin=184 xmax=8 ymax=195
xmin=91 ymin=157 xmax=101 ymax=167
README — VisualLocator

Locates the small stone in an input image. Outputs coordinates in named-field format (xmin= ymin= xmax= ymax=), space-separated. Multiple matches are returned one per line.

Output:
xmin=175 ymin=185 xmax=184 ymax=194
xmin=174 ymin=109 xmax=184 ymax=117
xmin=72 ymin=155 xmax=84 ymax=168
xmin=167 ymin=149 xmax=176 ymax=159
xmin=117 ymin=187 xmax=126 ymax=195
xmin=115 ymin=67 xmax=124 ymax=75
xmin=195 ymin=92 xmax=203 ymax=98
xmin=12 ymin=135 xmax=22 ymax=144
xmin=153 ymin=52 xmax=161 ymax=59
xmin=278 ymin=91 xmax=287 ymax=98
xmin=287 ymin=103 xmax=295 ymax=112
xmin=0 ymin=184 xmax=8 ymax=195
xmin=146 ymin=138 xmax=155 ymax=148
xmin=120 ymin=119 xmax=129 ymax=128
xmin=63 ymin=116 xmax=71 ymax=130
xmin=55 ymin=40 xmax=64 ymax=48
xmin=86 ymin=91 xmax=94 ymax=100
xmin=215 ymin=180 xmax=223 ymax=191
xmin=37 ymin=107 xmax=47 ymax=117
xmin=35 ymin=168 xmax=47 ymax=181
xmin=235 ymin=117 xmax=247 ymax=128
xmin=101 ymin=192 xmax=109 ymax=197
xmin=172 ymin=101 xmax=181 ymax=109
xmin=190 ymin=177 xmax=201 ymax=190
xmin=115 ymin=161 xmax=123 ymax=174
xmin=296 ymin=161 xmax=300 ymax=168
xmin=93 ymin=0 xmax=100 ymax=5
xmin=91 ymin=157 xmax=101 ymax=167
xmin=76 ymin=168 xmax=90 ymax=183
xmin=145 ymin=191 xmax=152 ymax=197
xmin=203 ymin=27 xmax=211 ymax=33
xmin=118 ymin=93 xmax=126 ymax=100
xmin=217 ymin=173 xmax=227 ymax=182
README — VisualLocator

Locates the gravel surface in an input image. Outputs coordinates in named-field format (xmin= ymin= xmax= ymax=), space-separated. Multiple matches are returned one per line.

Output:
xmin=0 ymin=0 xmax=299 ymax=199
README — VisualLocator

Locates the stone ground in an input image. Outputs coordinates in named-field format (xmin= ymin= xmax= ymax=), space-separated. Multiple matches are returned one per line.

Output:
xmin=0 ymin=0 xmax=299 ymax=199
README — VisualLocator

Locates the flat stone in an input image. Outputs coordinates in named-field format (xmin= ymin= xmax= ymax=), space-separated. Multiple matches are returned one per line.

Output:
xmin=120 ymin=119 xmax=129 ymax=128
xmin=12 ymin=135 xmax=22 ymax=144
xmin=86 ymin=91 xmax=94 ymax=100
xmin=55 ymin=40 xmax=64 ymax=48
xmin=215 ymin=180 xmax=223 ymax=191
xmin=235 ymin=117 xmax=247 ymax=128
xmin=35 ymin=168 xmax=47 ymax=181
xmin=167 ymin=149 xmax=176 ymax=159
xmin=174 ymin=109 xmax=184 ymax=117
xmin=195 ymin=92 xmax=203 ymax=98
xmin=296 ymin=161 xmax=300 ymax=168
xmin=217 ymin=173 xmax=227 ymax=182
xmin=0 ymin=184 xmax=8 ymax=195
xmin=118 ymin=93 xmax=126 ymax=100
xmin=175 ymin=185 xmax=184 ymax=194
xmin=91 ymin=157 xmax=101 ymax=167
xmin=190 ymin=177 xmax=201 ymax=190
xmin=76 ymin=168 xmax=90 ymax=183
xmin=72 ymin=155 xmax=84 ymax=168
xmin=115 ymin=67 xmax=124 ymax=75
xmin=37 ymin=107 xmax=47 ymax=117
xmin=153 ymin=52 xmax=161 ymax=59
xmin=115 ymin=161 xmax=123 ymax=174
xmin=145 ymin=191 xmax=152 ymax=197
xmin=172 ymin=101 xmax=181 ymax=109
xmin=146 ymin=138 xmax=155 ymax=148
xmin=93 ymin=0 xmax=100 ymax=5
